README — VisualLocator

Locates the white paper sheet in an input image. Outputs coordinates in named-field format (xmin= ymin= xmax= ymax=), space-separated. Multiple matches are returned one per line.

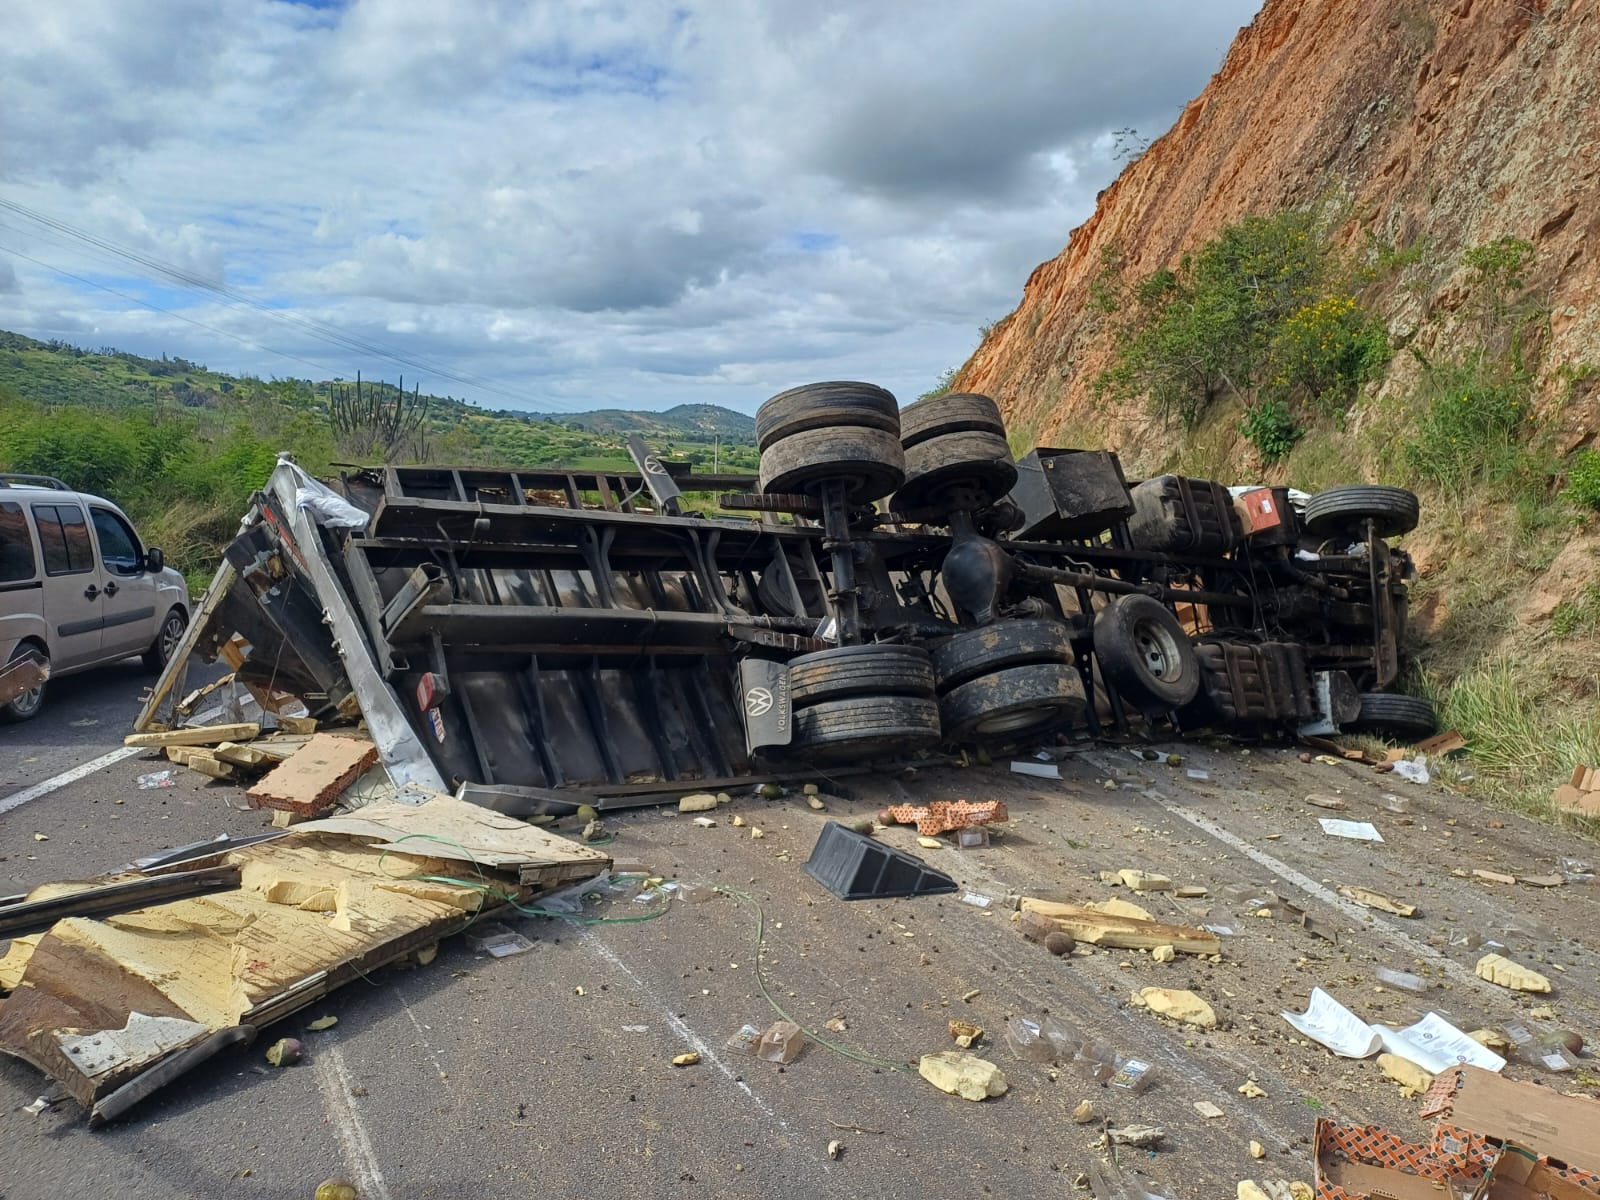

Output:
xmin=1319 ymin=818 xmax=1385 ymax=842
xmin=1281 ymin=988 xmax=1383 ymax=1058
xmin=1374 ymin=1013 xmax=1506 ymax=1074
xmin=1283 ymin=988 xmax=1505 ymax=1074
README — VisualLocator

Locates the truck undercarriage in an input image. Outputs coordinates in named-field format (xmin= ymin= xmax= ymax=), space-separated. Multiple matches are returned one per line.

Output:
xmin=137 ymin=383 xmax=1430 ymax=809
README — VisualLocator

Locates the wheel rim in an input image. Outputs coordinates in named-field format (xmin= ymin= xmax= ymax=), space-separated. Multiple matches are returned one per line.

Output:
xmin=12 ymin=684 xmax=43 ymax=715
xmin=1132 ymin=618 xmax=1183 ymax=681
xmin=973 ymin=705 xmax=1060 ymax=736
xmin=160 ymin=614 xmax=184 ymax=659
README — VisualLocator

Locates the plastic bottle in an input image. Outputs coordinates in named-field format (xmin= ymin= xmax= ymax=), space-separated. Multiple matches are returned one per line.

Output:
xmin=1375 ymin=966 xmax=1430 ymax=994
xmin=1004 ymin=1017 xmax=1055 ymax=1063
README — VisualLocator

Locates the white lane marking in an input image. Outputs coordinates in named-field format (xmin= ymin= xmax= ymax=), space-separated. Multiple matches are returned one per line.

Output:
xmin=392 ymin=982 xmax=451 ymax=1086
xmin=578 ymin=925 xmax=824 ymax=1163
xmin=312 ymin=1044 xmax=393 ymax=1200
xmin=0 ymin=704 xmax=224 ymax=817
xmin=1143 ymin=788 xmax=1486 ymax=991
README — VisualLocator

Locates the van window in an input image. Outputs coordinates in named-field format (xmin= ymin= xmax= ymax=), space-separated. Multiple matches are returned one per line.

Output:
xmin=92 ymin=508 xmax=142 ymax=575
xmin=0 ymin=502 xmax=36 ymax=583
xmin=32 ymin=503 xmax=95 ymax=576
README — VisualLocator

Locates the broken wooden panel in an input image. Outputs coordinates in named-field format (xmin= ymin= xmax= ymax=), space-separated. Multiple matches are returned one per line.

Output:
xmin=246 ymin=733 xmax=379 ymax=816
xmin=1019 ymin=898 xmax=1223 ymax=956
xmin=0 ymin=654 xmax=48 ymax=708
xmin=124 ymin=722 xmax=261 ymax=749
xmin=0 ymin=798 xmax=609 ymax=1112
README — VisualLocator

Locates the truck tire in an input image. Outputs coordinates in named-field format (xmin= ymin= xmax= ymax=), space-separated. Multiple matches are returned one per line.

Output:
xmin=1303 ymin=486 xmax=1420 ymax=539
xmin=939 ymin=662 xmax=1084 ymax=744
xmin=759 ymin=426 xmax=906 ymax=502
xmin=756 ymin=382 xmax=901 ymax=452
xmin=898 ymin=392 xmax=1007 ymax=448
xmin=791 ymin=694 xmax=941 ymax=759
xmin=931 ymin=619 xmax=1074 ymax=691
xmin=788 ymin=644 xmax=936 ymax=706
xmin=895 ymin=429 xmax=1018 ymax=512
xmin=0 ymin=644 xmax=47 ymax=723
xmin=1349 ymin=692 xmax=1437 ymax=740
xmin=1093 ymin=595 xmax=1200 ymax=710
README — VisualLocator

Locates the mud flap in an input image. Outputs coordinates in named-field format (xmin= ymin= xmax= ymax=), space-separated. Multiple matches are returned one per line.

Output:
xmin=738 ymin=657 xmax=792 ymax=756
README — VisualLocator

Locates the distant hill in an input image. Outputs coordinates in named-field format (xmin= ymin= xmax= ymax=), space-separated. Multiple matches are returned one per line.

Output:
xmin=524 ymin=403 xmax=755 ymax=440
xmin=0 ymin=330 xmax=756 ymax=446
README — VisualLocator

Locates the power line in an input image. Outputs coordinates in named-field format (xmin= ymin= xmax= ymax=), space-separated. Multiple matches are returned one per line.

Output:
xmin=0 ymin=197 xmax=582 ymax=412
xmin=0 ymin=240 xmax=348 ymax=379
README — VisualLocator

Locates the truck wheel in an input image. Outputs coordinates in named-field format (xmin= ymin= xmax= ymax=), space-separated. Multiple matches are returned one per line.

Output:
xmin=1349 ymin=692 xmax=1437 ymax=740
xmin=791 ymin=695 xmax=941 ymax=759
xmin=143 ymin=607 xmax=188 ymax=673
xmin=931 ymin=619 xmax=1073 ymax=690
xmin=939 ymin=662 xmax=1084 ymax=744
xmin=1 ymin=645 xmax=48 ymax=723
xmin=1093 ymin=595 xmax=1200 ymax=711
xmin=1303 ymin=486 xmax=1420 ymax=539
xmin=898 ymin=392 xmax=1008 ymax=446
xmin=759 ymin=426 xmax=906 ymax=502
xmin=895 ymin=429 xmax=1018 ymax=512
xmin=755 ymin=382 xmax=901 ymax=452
xmin=788 ymin=644 xmax=935 ymax=706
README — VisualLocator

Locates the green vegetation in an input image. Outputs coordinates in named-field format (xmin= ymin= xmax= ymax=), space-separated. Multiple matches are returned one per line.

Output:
xmin=1565 ymin=449 xmax=1600 ymax=510
xmin=0 ymin=330 xmax=759 ymax=588
xmin=1091 ymin=209 xmax=1391 ymax=460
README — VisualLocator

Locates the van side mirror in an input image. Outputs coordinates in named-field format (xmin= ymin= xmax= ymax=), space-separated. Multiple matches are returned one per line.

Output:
xmin=145 ymin=547 xmax=165 ymax=573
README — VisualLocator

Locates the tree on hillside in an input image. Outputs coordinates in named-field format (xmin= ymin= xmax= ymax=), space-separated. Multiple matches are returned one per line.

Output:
xmin=329 ymin=372 xmax=430 ymax=463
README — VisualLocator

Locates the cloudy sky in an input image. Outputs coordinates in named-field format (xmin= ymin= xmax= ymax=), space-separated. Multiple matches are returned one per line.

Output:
xmin=0 ymin=0 xmax=1260 ymax=417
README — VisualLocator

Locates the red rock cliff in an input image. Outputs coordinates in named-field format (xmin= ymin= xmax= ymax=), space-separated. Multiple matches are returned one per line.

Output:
xmin=962 ymin=0 xmax=1600 ymax=465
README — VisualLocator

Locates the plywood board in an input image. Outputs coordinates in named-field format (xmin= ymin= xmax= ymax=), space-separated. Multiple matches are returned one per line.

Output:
xmin=125 ymin=723 xmax=260 ymax=749
xmin=0 ymin=811 xmax=608 ymax=1110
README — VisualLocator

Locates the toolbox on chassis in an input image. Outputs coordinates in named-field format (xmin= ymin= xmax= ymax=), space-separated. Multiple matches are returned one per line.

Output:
xmin=135 ymin=383 xmax=1431 ymax=808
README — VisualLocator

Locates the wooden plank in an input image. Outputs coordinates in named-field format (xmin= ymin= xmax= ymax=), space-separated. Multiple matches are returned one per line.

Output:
xmin=184 ymin=752 xmax=236 ymax=781
xmin=245 ymin=733 xmax=378 ymax=816
xmin=125 ymin=723 xmax=260 ymax=750
xmin=276 ymin=716 xmax=318 ymax=735
xmin=1019 ymin=898 xmax=1222 ymax=956
xmin=0 ymin=656 xmax=48 ymax=708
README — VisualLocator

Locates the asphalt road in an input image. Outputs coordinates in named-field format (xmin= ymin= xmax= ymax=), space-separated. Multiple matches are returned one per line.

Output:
xmin=1 ymin=670 xmax=1597 ymax=1200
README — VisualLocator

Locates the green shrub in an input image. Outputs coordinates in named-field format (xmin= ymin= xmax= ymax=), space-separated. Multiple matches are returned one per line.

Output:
xmin=1266 ymin=294 xmax=1390 ymax=416
xmin=1240 ymin=397 xmax=1303 ymax=462
xmin=1400 ymin=357 xmax=1531 ymax=495
xmin=1564 ymin=448 xmax=1600 ymax=510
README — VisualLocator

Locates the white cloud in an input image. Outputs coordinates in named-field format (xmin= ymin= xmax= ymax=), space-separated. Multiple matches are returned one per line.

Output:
xmin=0 ymin=0 xmax=1260 ymax=414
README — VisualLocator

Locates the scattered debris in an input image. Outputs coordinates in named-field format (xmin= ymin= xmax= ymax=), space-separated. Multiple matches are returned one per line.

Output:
xmin=1336 ymin=885 xmax=1416 ymax=917
xmin=1475 ymin=952 xmax=1552 ymax=992
xmin=1044 ymin=932 xmax=1074 ymax=956
xmin=1238 ymin=1080 xmax=1266 ymax=1099
xmin=1318 ymin=818 xmax=1384 ymax=842
xmin=1249 ymin=1140 xmax=1266 ymax=1160
xmin=917 ymin=836 xmax=941 ymax=849
xmin=756 ymin=1021 xmax=804 ymax=1064
xmin=948 ymin=1020 xmax=983 ymax=1049
xmin=1554 ymin=764 xmax=1600 ymax=816
xmin=265 ymin=1038 xmax=303 ymax=1067
xmin=1072 ymin=1099 xmax=1097 ymax=1123
xmin=1117 ymin=869 xmax=1173 ymax=892
xmin=1281 ymin=988 xmax=1505 ymax=1073
xmin=134 ymin=770 xmax=177 ymax=790
xmin=1377 ymin=1053 xmax=1433 ymax=1097
xmin=1194 ymin=1100 xmax=1225 ymax=1119
xmin=1151 ymin=944 xmax=1176 ymax=963
xmin=315 ymin=1179 xmax=358 ymax=1200
xmin=672 ymin=1052 xmax=701 ymax=1067
xmin=245 ymin=734 xmax=379 ymax=818
xmin=1303 ymin=793 xmax=1348 ymax=811
xmin=1414 ymin=729 xmax=1466 ymax=757
xmin=692 ymin=816 xmax=717 ymax=828
xmin=306 ymin=1016 xmax=338 ymax=1032
xmin=806 ymin=795 xmax=826 ymax=811
xmin=1471 ymin=868 xmax=1516 ymax=885
xmin=1020 ymin=898 xmax=1223 ymax=956
xmin=827 ymin=1139 xmax=842 ymax=1160
xmin=679 ymin=793 xmax=718 ymax=813
xmin=881 ymin=799 xmax=1008 ymax=836
xmin=1389 ymin=757 xmax=1430 ymax=785
xmin=1132 ymin=987 xmax=1217 ymax=1029
xmin=918 ymin=1051 xmax=1008 ymax=1101
xmin=124 ymin=722 xmax=261 ymax=750
xmin=1374 ymin=966 xmax=1430 ymax=994
xmin=1104 ymin=1124 xmax=1165 ymax=1148
xmin=1009 ymin=761 xmax=1060 ymax=780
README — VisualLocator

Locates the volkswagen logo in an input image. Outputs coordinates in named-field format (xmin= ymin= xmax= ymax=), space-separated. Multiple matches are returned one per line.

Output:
xmin=744 ymin=686 xmax=774 ymax=717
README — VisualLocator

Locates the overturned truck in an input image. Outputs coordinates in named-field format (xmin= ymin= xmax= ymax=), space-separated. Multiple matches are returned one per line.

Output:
xmin=139 ymin=383 xmax=1431 ymax=806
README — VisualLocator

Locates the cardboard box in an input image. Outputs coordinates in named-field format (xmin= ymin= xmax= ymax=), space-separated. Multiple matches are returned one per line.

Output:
xmin=1556 ymin=764 xmax=1600 ymax=816
xmin=1315 ymin=1118 xmax=1493 ymax=1199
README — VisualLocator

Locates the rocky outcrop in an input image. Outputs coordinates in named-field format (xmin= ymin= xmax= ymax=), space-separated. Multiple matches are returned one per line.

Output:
xmin=962 ymin=0 xmax=1600 ymax=467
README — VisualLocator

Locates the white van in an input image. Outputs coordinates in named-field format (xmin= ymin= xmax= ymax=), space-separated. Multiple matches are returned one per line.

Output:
xmin=0 ymin=474 xmax=191 ymax=722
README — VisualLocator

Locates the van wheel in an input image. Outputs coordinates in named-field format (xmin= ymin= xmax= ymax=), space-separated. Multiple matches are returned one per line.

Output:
xmin=1 ymin=647 xmax=47 ymax=723
xmin=144 ymin=608 xmax=188 ymax=673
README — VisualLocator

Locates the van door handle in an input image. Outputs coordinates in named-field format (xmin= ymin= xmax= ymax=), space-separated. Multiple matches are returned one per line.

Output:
xmin=103 ymin=581 xmax=118 ymax=597
xmin=84 ymin=584 xmax=100 ymax=599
